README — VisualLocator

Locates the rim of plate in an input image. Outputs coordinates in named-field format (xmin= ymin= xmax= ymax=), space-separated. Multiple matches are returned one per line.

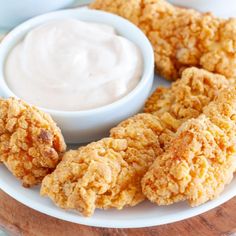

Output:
xmin=0 ymin=172 xmax=235 ymax=228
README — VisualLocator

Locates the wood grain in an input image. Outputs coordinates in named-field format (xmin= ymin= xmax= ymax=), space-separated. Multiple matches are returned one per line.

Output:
xmin=0 ymin=190 xmax=235 ymax=236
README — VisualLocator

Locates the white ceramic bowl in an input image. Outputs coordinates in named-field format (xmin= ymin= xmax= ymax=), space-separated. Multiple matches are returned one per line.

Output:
xmin=168 ymin=0 xmax=236 ymax=17
xmin=0 ymin=9 xmax=154 ymax=143
xmin=0 ymin=0 xmax=93 ymax=31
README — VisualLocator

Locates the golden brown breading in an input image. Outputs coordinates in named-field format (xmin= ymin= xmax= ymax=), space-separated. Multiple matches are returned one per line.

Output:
xmin=145 ymin=68 xmax=230 ymax=115
xmin=0 ymin=98 xmax=66 ymax=187
xmin=40 ymin=68 xmax=231 ymax=216
xmin=142 ymin=87 xmax=236 ymax=206
xmin=90 ymin=0 xmax=236 ymax=80
xmin=145 ymin=67 xmax=230 ymax=147
xmin=41 ymin=113 xmax=164 ymax=216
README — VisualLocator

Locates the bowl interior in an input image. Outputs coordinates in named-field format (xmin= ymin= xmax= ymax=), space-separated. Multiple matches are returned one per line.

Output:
xmin=0 ymin=9 xmax=154 ymax=115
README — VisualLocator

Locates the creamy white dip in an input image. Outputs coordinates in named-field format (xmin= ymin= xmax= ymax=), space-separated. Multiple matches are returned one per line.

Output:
xmin=5 ymin=19 xmax=143 ymax=111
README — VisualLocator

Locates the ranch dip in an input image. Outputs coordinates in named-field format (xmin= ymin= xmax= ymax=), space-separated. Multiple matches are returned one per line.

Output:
xmin=4 ymin=19 xmax=143 ymax=111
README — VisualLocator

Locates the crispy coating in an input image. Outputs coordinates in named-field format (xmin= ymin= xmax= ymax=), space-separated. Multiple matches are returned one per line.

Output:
xmin=90 ymin=0 xmax=236 ymax=80
xmin=145 ymin=68 xmax=230 ymax=115
xmin=0 ymin=98 xmax=66 ymax=187
xmin=145 ymin=67 xmax=230 ymax=147
xmin=142 ymin=87 xmax=236 ymax=206
xmin=40 ymin=68 xmax=231 ymax=216
xmin=41 ymin=114 xmax=164 ymax=216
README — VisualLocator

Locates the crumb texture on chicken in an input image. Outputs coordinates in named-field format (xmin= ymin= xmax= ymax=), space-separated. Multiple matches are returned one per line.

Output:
xmin=0 ymin=98 xmax=66 ymax=187
xmin=41 ymin=114 xmax=164 ymax=217
xmin=91 ymin=0 xmax=236 ymax=80
xmin=142 ymin=87 xmax=236 ymax=206
xmin=41 ymin=68 xmax=233 ymax=216
xmin=145 ymin=67 xmax=230 ymax=148
xmin=145 ymin=68 xmax=230 ymax=115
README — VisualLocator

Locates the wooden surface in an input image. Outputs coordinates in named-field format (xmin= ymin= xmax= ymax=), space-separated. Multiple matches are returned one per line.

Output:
xmin=0 ymin=190 xmax=235 ymax=236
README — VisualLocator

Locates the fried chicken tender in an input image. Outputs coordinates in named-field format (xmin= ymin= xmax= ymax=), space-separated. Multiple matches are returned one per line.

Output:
xmin=145 ymin=68 xmax=230 ymax=115
xmin=40 ymin=68 xmax=229 ymax=216
xmin=142 ymin=87 xmax=236 ymax=206
xmin=41 ymin=114 xmax=164 ymax=216
xmin=145 ymin=67 xmax=231 ymax=147
xmin=0 ymin=98 xmax=66 ymax=187
xmin=90 ymin=0 xmax=236 ymax=80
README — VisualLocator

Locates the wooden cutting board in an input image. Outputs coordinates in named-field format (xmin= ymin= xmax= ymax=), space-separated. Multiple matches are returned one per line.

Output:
xmin=0 ymin=190 xmax=235 ymax=236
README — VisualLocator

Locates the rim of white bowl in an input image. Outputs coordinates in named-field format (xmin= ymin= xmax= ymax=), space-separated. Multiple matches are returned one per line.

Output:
xmin=0 ymin=9 xmax=154 ymax=116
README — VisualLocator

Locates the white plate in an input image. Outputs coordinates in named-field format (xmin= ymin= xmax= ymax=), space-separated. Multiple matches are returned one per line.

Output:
xmin=0 ymin=75 xmax=235 ymax=228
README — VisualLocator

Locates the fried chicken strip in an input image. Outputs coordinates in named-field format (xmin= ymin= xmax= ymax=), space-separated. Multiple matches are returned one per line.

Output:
xmin=40 ymin=68 xmax=228 ymax=216
xmin=145 ymin=67 xmax=230 ymax=147
xmin=90 ymin=0 xmax=236 ymax=80
xmin=0 ymin=98 xmax=66 ymax=187
xmin=41 ymin=114 xmax=164 ymax=216
xmin=142 ymin=87 xmax=236 ymax=206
